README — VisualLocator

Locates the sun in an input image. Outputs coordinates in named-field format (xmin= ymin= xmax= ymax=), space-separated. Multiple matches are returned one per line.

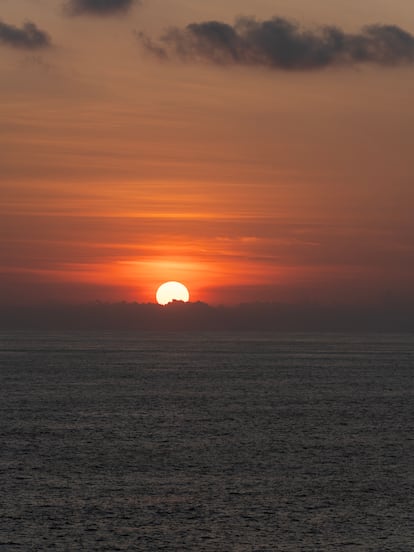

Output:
xmin=156 ymin=281 xmax=190 ymax=305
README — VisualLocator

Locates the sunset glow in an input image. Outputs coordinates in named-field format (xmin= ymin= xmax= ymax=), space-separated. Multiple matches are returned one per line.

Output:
xmin=2 ymin=3 xmax=413 ymax=549
xmin=0 ymin=1 xmax=413 ymax=311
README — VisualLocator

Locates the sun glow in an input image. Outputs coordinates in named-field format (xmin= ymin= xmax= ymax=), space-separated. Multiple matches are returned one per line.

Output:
xmin=156 ymin=281 xmax=190 ymax=305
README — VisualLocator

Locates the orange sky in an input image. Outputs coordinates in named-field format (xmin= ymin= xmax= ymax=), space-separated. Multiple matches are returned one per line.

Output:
xmin=1 ymin=0 xmax=414 ymax=306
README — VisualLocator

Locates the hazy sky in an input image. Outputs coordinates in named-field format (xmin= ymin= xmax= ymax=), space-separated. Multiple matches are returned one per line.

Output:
xmin=1 ymin=0 xmax=414 ymax=305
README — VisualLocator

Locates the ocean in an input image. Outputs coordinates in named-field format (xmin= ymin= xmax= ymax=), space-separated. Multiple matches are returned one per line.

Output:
xmin=1 ymin=332 xmax=413 ymax=551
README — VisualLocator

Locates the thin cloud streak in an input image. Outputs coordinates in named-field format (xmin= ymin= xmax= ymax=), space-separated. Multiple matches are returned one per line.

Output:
xmin=64 ymin=0 xmax=138 ymax=16
xmin=139 ymin=16 xmax=414 ymax=70
xmin=0 ymin=21 xmax=51 ymax=50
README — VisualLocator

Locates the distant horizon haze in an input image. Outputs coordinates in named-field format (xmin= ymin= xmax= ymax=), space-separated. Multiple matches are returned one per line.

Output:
xmin=1 ymin=299 xmax=413 ymax=332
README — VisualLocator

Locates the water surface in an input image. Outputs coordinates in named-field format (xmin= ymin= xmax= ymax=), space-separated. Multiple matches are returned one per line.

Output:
xmin=1 ymin=332 xmax=413 ymax=550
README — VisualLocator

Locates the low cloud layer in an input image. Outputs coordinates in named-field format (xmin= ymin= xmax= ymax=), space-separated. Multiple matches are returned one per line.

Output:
xmin=0 ymin=21 xmax=51 ymax=50
xmin=65 ymin=0 xmax=138 ymax=16
xmin=140 ymin=16 xmax=414 ymax=70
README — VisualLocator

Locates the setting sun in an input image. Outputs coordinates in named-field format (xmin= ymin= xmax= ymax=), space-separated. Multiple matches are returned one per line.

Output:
xmin=156 ymin=281 xmax=190 ymax=305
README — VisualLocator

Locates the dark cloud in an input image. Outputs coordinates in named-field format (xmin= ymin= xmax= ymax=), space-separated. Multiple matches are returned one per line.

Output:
xmin=0 ymin=21 xmax=51 ymax=50
xmin=64 ymin=0 xmax=138 ymax=16
xmin=139 ymin=16 xmax=414 ymax=70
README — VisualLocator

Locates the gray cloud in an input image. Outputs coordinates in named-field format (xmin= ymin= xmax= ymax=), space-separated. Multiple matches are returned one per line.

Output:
xmin=0 ymin=21 xmax=51 ymax=50
xmin=64 ymin=0 xmax=138 ymax=16
xmin=139 ymin=16 xmax=414 ymax=70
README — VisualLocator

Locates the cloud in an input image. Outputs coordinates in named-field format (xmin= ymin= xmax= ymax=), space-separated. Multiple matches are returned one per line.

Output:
xmin=139 ymin=16 xmax=414 ymax=70
xmin=64 ymin=0 xmax=138 ymax=16
xmin=0 ymin=21 xmax=51 ymax=50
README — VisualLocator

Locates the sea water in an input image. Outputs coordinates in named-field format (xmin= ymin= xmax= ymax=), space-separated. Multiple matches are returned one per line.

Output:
xmin=1 ymin=332 xmax=413 ymax=551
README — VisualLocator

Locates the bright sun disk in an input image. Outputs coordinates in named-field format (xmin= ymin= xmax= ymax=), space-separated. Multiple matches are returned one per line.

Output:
xmin=156 ymin=281 xmax=190 ymax=305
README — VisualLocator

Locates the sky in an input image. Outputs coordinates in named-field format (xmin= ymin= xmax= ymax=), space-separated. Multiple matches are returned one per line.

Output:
xmin=1 ymin=0 xmax=414 ymax=307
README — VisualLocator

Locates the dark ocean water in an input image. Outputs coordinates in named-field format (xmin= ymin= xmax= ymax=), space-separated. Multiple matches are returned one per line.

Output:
xmin=0 ymin=332 xmax=413 ymax=551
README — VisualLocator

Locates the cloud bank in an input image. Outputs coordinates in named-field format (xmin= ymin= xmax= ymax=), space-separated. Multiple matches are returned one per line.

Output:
xmin=0 ymin=21 xmax=51 ymax=50
xmin=139 ymin=16 xmax=414 ymax=70
xmin=1 ymin=302 xmax=413 ymax=332
xmin=64 ymin=0 xmax=138 ymax=16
